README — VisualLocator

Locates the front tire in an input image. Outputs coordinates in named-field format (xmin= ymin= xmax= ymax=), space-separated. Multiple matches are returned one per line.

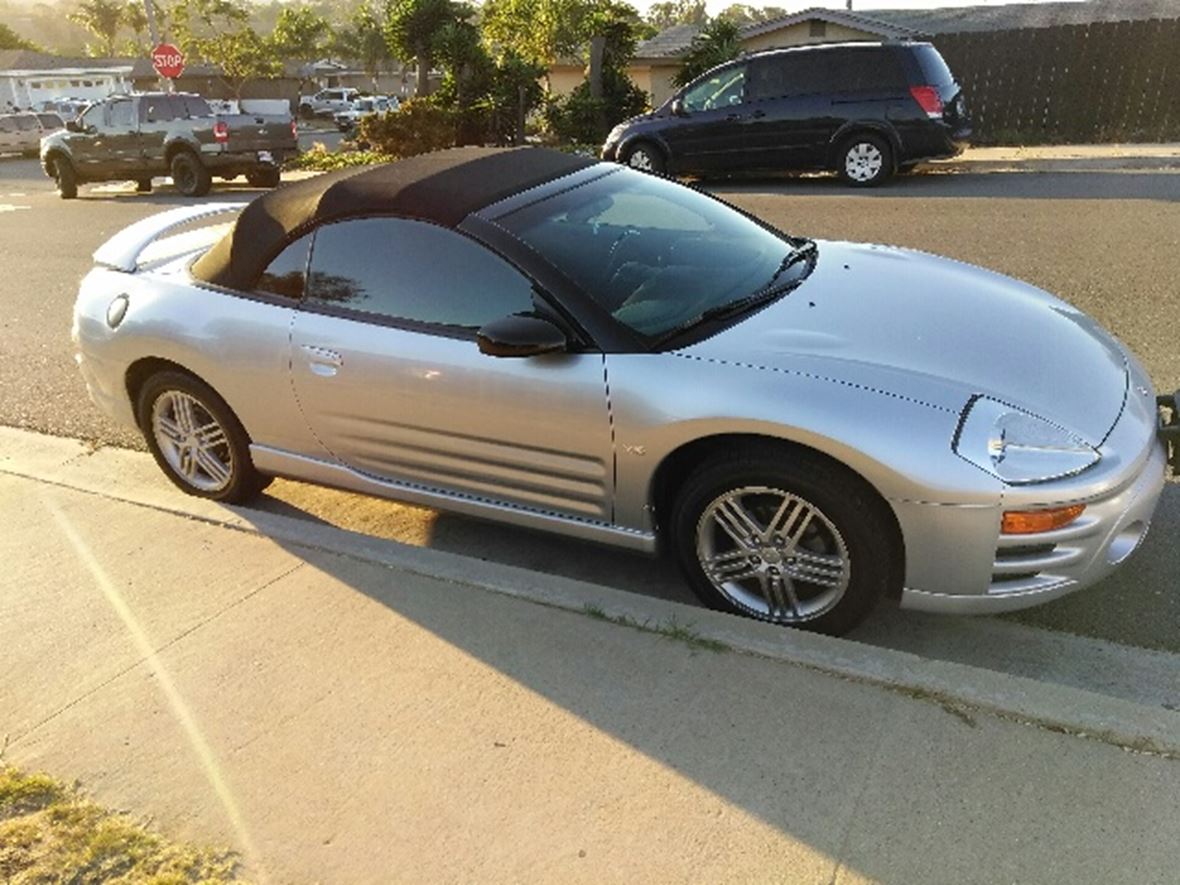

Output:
xmin=624 ymin=141 xmax=665 ymax=175
xmin=137 ymin=371 xmax=270 ymax=503
xmin=837 ymin=133 xmax=893 ymax=187
xmin=53 ymin=156 xmax=77 ymax=199
xmin=170 ymin=151 xmax=212 ymax=197
xmin=669 ymin=447 xmax=896 ymax=635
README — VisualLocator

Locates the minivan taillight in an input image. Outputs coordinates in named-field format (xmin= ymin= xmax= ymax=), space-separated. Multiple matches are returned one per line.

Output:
xmin=909 ymin=85 xmax=944 ymax=118
xmin=213 ymin=121 xmax=229 ymax=143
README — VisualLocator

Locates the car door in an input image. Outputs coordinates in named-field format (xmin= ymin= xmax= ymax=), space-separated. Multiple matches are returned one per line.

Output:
xmin=102 ymin=98 xmax=139 ymax=174
xmin=66 ymin=103 xmax=118 ymax=176
xmin=662 ymin=63 xmax=750 ymax=173
xmin=136 ymin=94 xmax=175 ymax=172
xmin=742 ymin=54 xmax=835 ymax=168
xmin=288 ymin=216 xmax=616 ymax=523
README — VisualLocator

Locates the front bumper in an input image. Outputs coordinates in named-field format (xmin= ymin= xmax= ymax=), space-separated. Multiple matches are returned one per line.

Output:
xmin=896 ymin=372 xmax=1171 ymax=615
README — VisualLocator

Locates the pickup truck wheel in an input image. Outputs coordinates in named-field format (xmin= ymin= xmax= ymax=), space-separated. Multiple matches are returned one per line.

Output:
xmin=245 ymin=168 xmax=281 ymax=188
xmin=135 ymin=178 xmax=152 ymax=193
xmin=53 ymin=157 xmax=77 ymax=199
xmin=170 ymin=151 xmax=212 ymax=197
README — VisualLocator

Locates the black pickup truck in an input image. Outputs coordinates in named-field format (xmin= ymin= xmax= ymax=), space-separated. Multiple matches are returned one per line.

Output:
xmin=40 ymin=92 xmax=298 ymax=199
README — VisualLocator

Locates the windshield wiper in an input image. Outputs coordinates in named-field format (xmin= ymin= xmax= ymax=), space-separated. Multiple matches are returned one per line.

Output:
xmin=651 ymin=239 xmax=817 ymax=347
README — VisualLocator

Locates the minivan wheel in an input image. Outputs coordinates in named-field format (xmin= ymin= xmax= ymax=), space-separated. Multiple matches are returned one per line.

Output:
xmin=838 ymin=134 xmax=892 ymax=187
xmin=669 ymin=447 xmax=895 ymax=635
xmin=625 ymin=142 xmax=665 ymax=175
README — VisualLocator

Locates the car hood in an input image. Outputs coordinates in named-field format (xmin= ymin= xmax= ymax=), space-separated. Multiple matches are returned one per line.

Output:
xmin=681 ymin=241 xmax=1128 ymax=445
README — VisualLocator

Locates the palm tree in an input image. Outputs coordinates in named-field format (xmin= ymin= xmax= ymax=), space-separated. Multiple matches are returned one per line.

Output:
xmin=68 ymin=0 xmax=127 ymax=57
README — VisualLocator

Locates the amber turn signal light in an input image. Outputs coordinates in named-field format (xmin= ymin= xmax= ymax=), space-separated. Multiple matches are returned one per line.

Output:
xmin=1001 ymin=504 xmax=1086 ymax=535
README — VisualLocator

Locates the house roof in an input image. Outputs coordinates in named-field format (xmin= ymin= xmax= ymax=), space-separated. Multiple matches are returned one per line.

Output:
xmin=0 ymin=50 xmax=135 ymax=72
xmin=635 ymin=0 xmax=1180 ymax=60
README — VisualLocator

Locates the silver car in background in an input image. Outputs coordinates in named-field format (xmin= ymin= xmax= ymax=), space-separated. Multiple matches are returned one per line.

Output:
xmin=71 ymin=147 xmax=1177 ymax=634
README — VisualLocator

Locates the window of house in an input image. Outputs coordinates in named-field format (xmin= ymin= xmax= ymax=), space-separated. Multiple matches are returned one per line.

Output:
xmin=305 ymin=218 xmax=537 ymax=330
xmin=809 ymin=20 xmax=827 ymax=38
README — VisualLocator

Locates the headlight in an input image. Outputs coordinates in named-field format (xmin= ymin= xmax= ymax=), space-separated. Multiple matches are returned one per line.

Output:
xmin=953 ymin=396 xmax=1100 ymax=484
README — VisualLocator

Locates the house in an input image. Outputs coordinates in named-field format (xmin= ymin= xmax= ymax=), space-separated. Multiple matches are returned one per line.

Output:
xmin=617 ymin=0 xmax=1180 ymax=107
xmin=0 ymin=50 xmax=135 ymax=110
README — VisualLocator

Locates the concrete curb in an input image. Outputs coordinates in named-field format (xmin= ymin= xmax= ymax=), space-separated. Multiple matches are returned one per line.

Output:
xmin=3 ymin=425 xmax=1179 ymax=758
xmin=929 ymin=156 xmax=1180 ymax=174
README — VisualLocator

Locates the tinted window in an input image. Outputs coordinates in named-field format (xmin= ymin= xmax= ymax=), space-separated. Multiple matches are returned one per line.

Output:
xmin=682 ymin=65 xmax=747 ymax=111
xmin=911 ymin=45 xmax=955 ymax=87
xmin=109 ymin=100 xmax=134 ymax=127
xmin=140 ymin=96 xmax=175 ymax=122
xmin=824 ymin=48 xmax=906 ymax=92
xmin=14 ymin=114 xmax=38 ymax=131
xmin=183 ymin=95 xmax=212 ymax=117
xmin=0 ymin=118 xmax=15 ymax=133
xmin=257 ymin=235 xmax=312 ymax=300
xmin=36 ymin=113 xmax=64 ymax=128
xmin=500 ymin=170 xmax=801 ymax=340
xmin=79 ymin=104 xmax=102 ymax=129
xmin=306 ymin=218 xmax=536 ymax=329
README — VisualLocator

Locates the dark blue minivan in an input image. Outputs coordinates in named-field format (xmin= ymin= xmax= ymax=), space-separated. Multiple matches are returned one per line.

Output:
xmin=602 ymin=42 xmax=971 ymax=186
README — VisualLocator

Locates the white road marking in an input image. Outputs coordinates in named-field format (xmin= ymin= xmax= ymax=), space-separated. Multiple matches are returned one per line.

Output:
xmin=0 ymin=203 xmax=31 ymax=212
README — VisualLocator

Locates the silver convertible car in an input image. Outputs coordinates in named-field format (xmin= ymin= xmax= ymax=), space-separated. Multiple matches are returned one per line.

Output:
xmin=72 ymin=147 xmax=1179 ymax=634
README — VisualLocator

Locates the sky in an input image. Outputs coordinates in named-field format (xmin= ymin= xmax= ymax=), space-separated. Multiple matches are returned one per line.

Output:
xmin=643 ymin=0 xmax=1082 ymax=15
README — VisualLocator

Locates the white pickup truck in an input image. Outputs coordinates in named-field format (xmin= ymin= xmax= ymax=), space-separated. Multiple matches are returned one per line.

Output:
xmin=298 ymin=88 xmax=360 ymax=119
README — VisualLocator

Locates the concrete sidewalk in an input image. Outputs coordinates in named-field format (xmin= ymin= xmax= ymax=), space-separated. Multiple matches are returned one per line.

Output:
xmin=3 ymin=436 xmax=1180 ymax=883
xmin=931 ymin=142 xmax=1180 ymax=173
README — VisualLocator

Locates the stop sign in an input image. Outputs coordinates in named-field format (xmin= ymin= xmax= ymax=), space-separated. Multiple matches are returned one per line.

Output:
xmin=151 ymin=43 xmax=185 ymax=80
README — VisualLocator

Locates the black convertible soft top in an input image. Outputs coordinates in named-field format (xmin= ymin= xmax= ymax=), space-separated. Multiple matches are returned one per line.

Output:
xmin=191 ymin=146 xmax=597 ymax=291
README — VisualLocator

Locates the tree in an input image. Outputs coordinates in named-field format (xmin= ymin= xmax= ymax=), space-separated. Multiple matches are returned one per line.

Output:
xmin=385 ymin=0 xmax=467 ymax=97
xmin=715 ymin=4 xmax=788 ymax=27
xmin=199 ymin=27 xmax=283 ymax=98
xmin=644 ymin=0 xmax=705 ymax=31
xmin=672 ymin=17 xmax=741 ymax=87
xmin=271 ymin=5 xmax=330 ymax=61
xmin=0 ymin=22 xmax=39 ymax=51
xmin=336 ymin=2 xmax=394 ymax=89
xmin=68 ymin=0 xmax=127 ymax=56
xmin=481 ymin=0 xmax=593 ymax=72
xmin=170 ymin=0 xmax=250 ymax=59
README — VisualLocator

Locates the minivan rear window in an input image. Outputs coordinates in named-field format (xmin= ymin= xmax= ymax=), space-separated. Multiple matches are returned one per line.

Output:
xmin=911 ymin=45 xmax=954 ymax=87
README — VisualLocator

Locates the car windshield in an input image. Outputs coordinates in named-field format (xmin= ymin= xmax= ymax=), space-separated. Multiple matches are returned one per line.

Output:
xmin=497 ymin=169 xmax=808 ymax=341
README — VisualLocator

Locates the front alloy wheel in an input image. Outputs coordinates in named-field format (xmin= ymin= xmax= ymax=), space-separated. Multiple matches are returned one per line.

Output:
xmin=625 ymin=143 xmax=665 ymax=175
xmin=671 ymin=448 xmax=896 ymax=635
xmin=138 ymin=371 xmax=269 ymax=502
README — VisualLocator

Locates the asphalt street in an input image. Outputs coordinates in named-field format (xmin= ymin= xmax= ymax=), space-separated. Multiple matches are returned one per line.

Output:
xmin=1 ymin=154 xmax=1177 ymax=655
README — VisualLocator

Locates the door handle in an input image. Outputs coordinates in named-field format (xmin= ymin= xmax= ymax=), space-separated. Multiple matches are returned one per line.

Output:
xmin=301 ymin=344 xmax=343 ymax=376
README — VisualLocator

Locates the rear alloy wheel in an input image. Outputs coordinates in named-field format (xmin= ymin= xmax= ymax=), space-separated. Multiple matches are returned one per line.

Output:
xmin=625 ymin=142 xmax=665 ymax=175
xmin=670 ymin=448 xmax=896 ymax=635
xmin=170 ymin=151 xmax=212 ymax=197
xmin=246 ymin=167 xmax=281 ymax=188
xmin=838 ymin=134 xmax=892 ymax=187
xmin=53 ymin=156 xmax=77 ymax=199
xmin=137 ymin=371 xmax=270 ymax=503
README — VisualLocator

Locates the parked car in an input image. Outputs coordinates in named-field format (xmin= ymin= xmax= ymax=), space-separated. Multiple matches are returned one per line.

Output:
xmin=71 ymin=147 xmax=1174 ymax=634
xmin=299 ymin=88 xmax=361 ymax=119
xmin=334 ymin=95 xmax=399 ymax=131
xmin=40 ymin=92 xmax=298 ymax=199
xmin=602 ymin=41 xmax=971 ymax=186
xmin=0 ymin=112 xmax=48 ymax=156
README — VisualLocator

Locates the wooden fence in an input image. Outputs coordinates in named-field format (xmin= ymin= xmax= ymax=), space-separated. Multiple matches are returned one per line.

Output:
xmin=933 ymin=18 xmax=1180 ymax=143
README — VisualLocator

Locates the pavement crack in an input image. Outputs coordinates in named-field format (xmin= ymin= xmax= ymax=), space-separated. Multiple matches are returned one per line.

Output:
xmin=9 ymin=561 xmax=307 ymax=747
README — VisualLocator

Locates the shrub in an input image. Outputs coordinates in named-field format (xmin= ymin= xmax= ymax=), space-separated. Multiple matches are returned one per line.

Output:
xmin=357 ymin=97 xmax=457 ymax=158
xmin=546 ymin=69 xmax=648 ymax=145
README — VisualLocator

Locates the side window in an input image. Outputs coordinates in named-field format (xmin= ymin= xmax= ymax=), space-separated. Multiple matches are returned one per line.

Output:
xmin=15 ymin=114 xmax=39 ymax=131
xmin=256 ymin=234 xmax=312 ymax=300
xmin=139 ymin=96 xmax=174 ymax=123
xmin=183 ymin=95 xmax=211 ymax=117
xmin=828 ymin=49 xmax=906 ymax=92
xmin=78 ymin=104 xmax=103 ymax=130
xmin=108 ymin=100 xmax=134 ymax=128
xmin=748 ymin=57 xmax=790 ymax=101
xmin=682 ymin=65 xmax=747 ymax=112
xmin=0 ymin=117 xmax=15 ymax=133
xmin=306 ymin=218 xmax=536 ymax=330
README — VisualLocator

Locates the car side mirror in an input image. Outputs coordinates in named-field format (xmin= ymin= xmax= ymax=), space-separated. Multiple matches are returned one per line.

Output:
xmin=477 ymin=315 xmax=567 ymax=358
xmin=671 ymin=98 xmax=687 ymax=116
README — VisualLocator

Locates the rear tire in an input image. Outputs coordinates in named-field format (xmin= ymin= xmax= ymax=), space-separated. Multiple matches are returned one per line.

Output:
xmin=170 ymin=150 xmax=212 ymax=197
xmin=669 ymin=446 xmax=897 ymax=635
xmin=624 ymin=141 xmax=666 ymax=175
xmin=53 ymin=156 xmax=77 ymax=199
xmin=245 ymin=167 xmax=281 ymax=188
xmin=137 ymin=370 xmax=271 ymax=503
xmin=837 ymin=133 xmax=893 ymax=187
